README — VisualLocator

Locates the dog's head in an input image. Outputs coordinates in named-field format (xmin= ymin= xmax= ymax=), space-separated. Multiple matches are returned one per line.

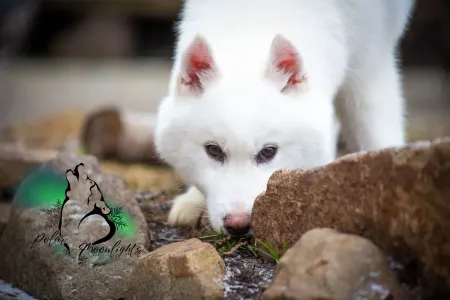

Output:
xmin=155 ymin=34 xmax=337 ymax=234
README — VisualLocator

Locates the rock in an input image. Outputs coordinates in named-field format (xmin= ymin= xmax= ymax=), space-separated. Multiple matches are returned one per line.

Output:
xmin=0 ymin=110 xmax=86 ymax=150
xmin=80 ymin=106 xmax=162 ymax=165
xmin=0 ymin=151 xmax=150 ymax=300
xmin=127 ymin=238 xmax=225 ymax=300
xmin=262 ymin=228 xmax=408 ymax=300
xmin=251 ymin=138 xmax=450 ymax=298
xmin=0 ymin=144 xmax=58 ymax=189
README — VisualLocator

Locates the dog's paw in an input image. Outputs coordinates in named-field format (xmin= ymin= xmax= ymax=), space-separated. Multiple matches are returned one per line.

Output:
xmin=167 ymin=186 xmax=206 ymax=227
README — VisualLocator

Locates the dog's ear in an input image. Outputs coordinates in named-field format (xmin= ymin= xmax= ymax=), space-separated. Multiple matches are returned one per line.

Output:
xmin=177 ymin=35 xmax=218 ymax=97
xmin=265 ymin=34 xmax=307 ymax=94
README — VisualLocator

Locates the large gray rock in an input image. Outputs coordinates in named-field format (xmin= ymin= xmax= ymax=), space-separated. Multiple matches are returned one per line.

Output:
xmin=262 ymin=228 xmax=408 ymax=300
xmin=0 ymin=151 xmax=150 ymax=300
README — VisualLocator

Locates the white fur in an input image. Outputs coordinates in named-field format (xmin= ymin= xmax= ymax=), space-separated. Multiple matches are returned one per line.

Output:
xmin=167 ymin=185 xmax=205 ymax=226
xmin=155 ymin=0 xmax=416 ymax=233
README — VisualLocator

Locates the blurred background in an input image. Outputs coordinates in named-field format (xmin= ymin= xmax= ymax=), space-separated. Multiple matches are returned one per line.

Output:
xmin=0 ymin=1 xmax=448 ymax=298
xmin=0 ymin=0 xmax=449 ymax=185
xmin=0 ymin=0 xmax=180 ymax=125
xmin=0 ymin=0 xmax=448 ymax=124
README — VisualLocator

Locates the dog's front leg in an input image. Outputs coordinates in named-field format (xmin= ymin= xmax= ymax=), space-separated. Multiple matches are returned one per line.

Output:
xmin=167 ymin=185 xmax=206 ymax=227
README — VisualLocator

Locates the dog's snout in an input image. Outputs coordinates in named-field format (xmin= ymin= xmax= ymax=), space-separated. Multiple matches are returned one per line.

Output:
xmin=224 ymin=212 xmax=251 ymax=236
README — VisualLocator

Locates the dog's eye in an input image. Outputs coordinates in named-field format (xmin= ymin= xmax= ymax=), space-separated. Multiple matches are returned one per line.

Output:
xmin=256 ymin=145 xmax=277 ymax=164
xmin=204 ymin=143 xmax=226 ymax=162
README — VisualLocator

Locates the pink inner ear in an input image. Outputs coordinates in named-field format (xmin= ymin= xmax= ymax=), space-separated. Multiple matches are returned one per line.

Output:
xmin=181 ymin=37 xmax=214 ymax=90
xmin=270 ymin=35 xmax=305 ymax=91
xmin=276 ymin=48 xmax=302 ymax=88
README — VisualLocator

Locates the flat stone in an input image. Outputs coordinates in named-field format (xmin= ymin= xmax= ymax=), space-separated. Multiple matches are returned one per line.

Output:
xmin=0 ymin=151 xmax=150 ymax=300
xmin=252 ymin=138 xmax=450 ymax=298
xmin=0 ymin=110 xmax=86 ymax=150
xmin=127 ymin=238 xmax=226 ymax=300
xmin=0 ymin=144 xmax=58 ymax=189
xmin=262 ymin=228 xmax=408 ymax=300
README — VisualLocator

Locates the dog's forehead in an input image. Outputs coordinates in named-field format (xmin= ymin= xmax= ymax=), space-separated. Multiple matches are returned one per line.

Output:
xmin=202 ymin=91 xmax=283 ymax=121
xmin=188 ymin=106 xmax=288 ymax=151
xmin=207 ymin=80 xmax=279 ymax=104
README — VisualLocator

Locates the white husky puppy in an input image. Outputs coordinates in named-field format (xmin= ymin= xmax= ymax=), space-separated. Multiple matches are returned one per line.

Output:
xmin=154 ymin=0 xmax=416 ymax=235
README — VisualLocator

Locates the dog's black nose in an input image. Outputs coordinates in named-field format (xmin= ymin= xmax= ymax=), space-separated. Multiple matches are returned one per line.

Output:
xmin=225 ymin=225 xmax=251 ymax=236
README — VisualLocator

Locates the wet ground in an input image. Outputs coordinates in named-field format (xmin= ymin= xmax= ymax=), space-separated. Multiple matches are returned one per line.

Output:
xmin=0 ymin=279 xmax=38 ymax=300
xmin=135 ymin=189 xmax=431 ymax=300
xmin=222 ymin=252 xmax=275 ymax=300
xmin=135 ymin=190 xmax=277 ymax=300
